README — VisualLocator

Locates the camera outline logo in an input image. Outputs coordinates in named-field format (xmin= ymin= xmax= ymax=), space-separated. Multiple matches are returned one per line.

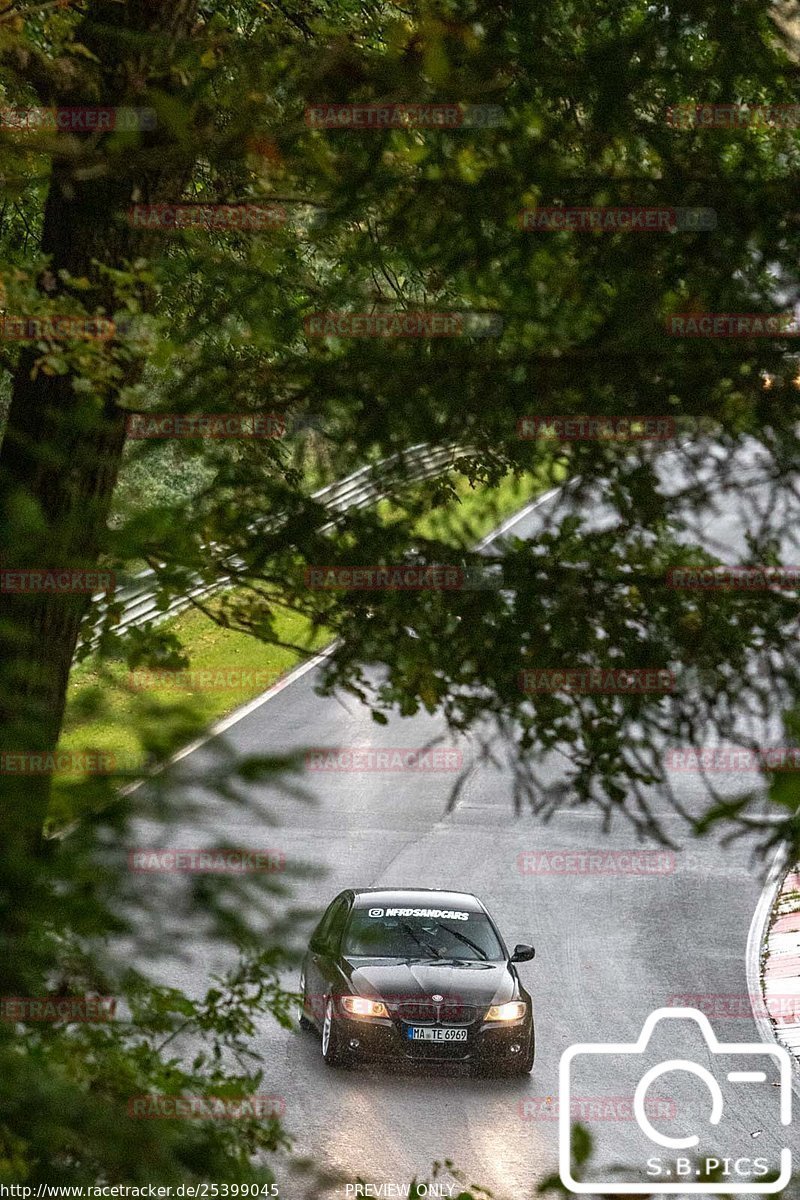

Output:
xmin=559 ymin=1007 xmax=792 ymax=1194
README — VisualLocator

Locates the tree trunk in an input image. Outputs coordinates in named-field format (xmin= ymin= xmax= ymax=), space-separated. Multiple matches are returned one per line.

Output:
xmin=0 ymin=0 xmax=200 ymax=863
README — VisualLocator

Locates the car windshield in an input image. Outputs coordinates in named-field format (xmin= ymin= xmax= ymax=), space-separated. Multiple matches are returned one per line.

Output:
xmin=342 ymin=905 xmax=505 ymax=961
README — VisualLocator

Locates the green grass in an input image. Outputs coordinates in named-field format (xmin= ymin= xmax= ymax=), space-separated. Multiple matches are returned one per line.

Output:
xmin=373 ymin=465 xmax=559 ymax=544
xmin=50 ymin=602 xmax=331 ymax=829
xmin=50 ymin=464 xmax=559 ymax=828
xmin=415 ymin=469 xmax=557 ymax=544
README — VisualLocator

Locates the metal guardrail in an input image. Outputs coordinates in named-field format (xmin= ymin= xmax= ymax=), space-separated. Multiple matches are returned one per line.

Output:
xmin=82 ymin=442 xmax=464 ymax=647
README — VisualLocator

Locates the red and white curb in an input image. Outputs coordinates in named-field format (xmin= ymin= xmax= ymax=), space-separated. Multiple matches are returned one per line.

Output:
xmin=762 ymin=863 xmax=800 ymax=1059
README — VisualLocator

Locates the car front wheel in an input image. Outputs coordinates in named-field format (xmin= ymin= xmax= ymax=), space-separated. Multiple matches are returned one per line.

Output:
xmin=321 ymin=996 xmax=348 ymax=1067
xmin=298 ymin=979 xmax=315 ymax=1030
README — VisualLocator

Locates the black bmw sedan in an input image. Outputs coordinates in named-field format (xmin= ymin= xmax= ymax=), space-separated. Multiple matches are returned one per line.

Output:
xmin=299 ymin=887 xmax=535 ymax=1075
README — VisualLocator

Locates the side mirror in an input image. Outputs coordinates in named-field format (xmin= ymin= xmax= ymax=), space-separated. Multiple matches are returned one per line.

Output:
xmin=510 ymin=943 xmax=535 ymax=963
xmin=309 ymin=935 xmax=326 ymax=955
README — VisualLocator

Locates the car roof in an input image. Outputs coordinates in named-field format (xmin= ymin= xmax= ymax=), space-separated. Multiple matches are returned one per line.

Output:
xmin=350 ymin=888 xmax=486 ymax=913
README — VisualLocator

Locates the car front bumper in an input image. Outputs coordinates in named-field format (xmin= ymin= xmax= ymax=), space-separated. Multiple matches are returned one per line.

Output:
xmin=332 ymin=1012 xmax=533 ymax=1066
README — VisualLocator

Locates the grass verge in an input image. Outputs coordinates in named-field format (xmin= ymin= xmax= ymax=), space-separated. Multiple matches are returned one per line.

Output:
xmin=51 ymin=465 xmax=558 ymax=828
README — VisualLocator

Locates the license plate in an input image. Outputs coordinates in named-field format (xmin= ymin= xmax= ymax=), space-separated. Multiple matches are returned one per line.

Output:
xmin=407 ymin=1026 xmax=467 ymax=1042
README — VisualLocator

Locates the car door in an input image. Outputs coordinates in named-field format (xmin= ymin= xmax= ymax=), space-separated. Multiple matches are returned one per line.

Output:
xmin=303 ymin=892 xmax=352 ymax=1023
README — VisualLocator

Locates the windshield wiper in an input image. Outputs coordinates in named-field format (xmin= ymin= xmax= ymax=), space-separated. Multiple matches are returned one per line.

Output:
xmin=439 ymin=924 xmax=489 ymax=960
xmin=400 ymin=922 xmax=443 ymax=959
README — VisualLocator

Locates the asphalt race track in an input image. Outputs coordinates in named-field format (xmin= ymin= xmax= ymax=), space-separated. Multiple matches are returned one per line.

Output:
xmin=129 ymin=441 xmax=800 ymax=1198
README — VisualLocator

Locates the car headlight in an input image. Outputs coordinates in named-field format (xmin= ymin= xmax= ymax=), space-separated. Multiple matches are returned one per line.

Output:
xmin=340 ymin=995 xmax=389 ymax=1018
xmin=485 ymin=1001 xmax=527 ymax=1022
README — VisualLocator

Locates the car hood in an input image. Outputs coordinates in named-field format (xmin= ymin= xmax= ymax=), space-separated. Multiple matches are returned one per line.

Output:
xmin=343 ymin=958 xmax=517 ymax=1007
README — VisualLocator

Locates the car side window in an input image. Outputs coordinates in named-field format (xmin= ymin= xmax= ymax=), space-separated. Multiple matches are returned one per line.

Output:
xmin=310 ymin=895 xmax=350 ymax=954
xmin=326 ymin=898 xmax=351 ymax=954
